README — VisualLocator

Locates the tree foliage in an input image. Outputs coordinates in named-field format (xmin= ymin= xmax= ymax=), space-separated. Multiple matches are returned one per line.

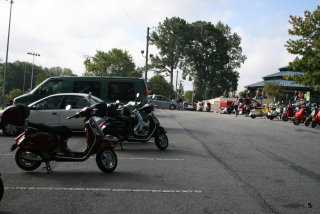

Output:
xmin=184 ymin=90 xmax=193 ymax=103
xmin=186 ymin=21 xmax=245 ymax=100
xmin=263 ymin=82 xmax=285 ymax=100
xmin=0 ymin=61 xmax=74 ymax=95
xmin=286 ymin=6 xmax=320 ymax=90
xmin=83 ymin=48 xmax=141 ymax=78
xmin=150 ymin=17 xmax=189 ymax=97
xmin=150 ymin=17 xmax=246 ymax=100
xmin=147 ymin=75 xmax=172 ymax=98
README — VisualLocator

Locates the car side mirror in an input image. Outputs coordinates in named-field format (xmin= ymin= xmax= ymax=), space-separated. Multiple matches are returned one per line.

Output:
xmin=65 ymin=105 xmax=72 ymax=110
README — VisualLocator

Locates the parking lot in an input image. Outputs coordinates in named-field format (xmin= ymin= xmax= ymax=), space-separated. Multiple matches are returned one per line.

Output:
xmin=0 ymin=109 xmax=319 ymax=213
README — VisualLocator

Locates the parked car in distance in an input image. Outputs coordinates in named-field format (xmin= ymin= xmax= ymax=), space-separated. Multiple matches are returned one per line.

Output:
xmin=147 ymin=95 xmax=178 ymax=110
xmin=184 ymin=103 xmax=196 ymax=111
xmin=0 ymin=93 xmax=105 ymax=136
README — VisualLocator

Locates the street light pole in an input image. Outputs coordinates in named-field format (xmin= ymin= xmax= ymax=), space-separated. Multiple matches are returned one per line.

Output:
xmin=144 ymin=27 xmax=150 ymax=82
xmin=27 ymin=52 xmax=40 ymax=90
xmin=2 ymin=0 xmax=14 ymax=109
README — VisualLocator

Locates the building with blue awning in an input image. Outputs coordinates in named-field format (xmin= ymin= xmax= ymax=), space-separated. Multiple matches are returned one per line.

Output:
xmin=245 ymin=66 xmax=311 ymax=98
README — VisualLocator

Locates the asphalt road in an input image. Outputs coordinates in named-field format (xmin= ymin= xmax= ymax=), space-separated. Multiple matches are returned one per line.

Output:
xmin=0 ymin=109 xmax=319 ymax=214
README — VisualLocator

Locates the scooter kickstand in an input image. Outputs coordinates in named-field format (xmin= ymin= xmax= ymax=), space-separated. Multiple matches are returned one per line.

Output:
xmin=45 ymin=162 xmax=52 ymax=174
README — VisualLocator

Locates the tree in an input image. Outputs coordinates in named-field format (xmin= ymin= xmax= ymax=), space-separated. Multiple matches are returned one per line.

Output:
xmin=150 ymin=17 xmax=189 ymax=97
xmin=215 ymin=21 xmax=246 ymax=91
xmin=147 ymin=75 xmax=172 ymax=97
xmin=83 ymin=48 xmax=141 ymax=77
xmin=7 ymin=88 xmax=22 ymax=101
xmin=286 ymin=6 xmax=320 ymax=90
xmin=263 ymin=82 xmax=285 ymax=100
xmin=184 ymin=90 xmax=193 ymax=103
xmin=0 ymin=61 xmax=74 ymax=99
xmin=183 ymin=21 xmax=230 ymax=100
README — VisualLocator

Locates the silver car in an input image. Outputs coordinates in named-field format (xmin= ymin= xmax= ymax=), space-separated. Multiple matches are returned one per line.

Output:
xmin=148 ymin=95 xmax=178 ymax=110
xmin=1 ymin=93 xmax=104 ymax=135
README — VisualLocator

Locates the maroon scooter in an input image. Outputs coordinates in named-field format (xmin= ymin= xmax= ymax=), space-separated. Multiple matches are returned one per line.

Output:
xmin=10 ymin=103 xmax=118 ymax=173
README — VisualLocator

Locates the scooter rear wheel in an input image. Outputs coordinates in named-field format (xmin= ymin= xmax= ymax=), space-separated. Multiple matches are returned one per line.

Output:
xmin=282 ymin=116 xmax=289 ymax=122
xmin=96 ymin=149 xmax=117 ymax=173
xmin=15 ymin=148 xmax=42 ymax=171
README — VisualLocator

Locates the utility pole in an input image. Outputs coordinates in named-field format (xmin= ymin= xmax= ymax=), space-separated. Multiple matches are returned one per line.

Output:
xmin=2 ymin=0 xmax=14 ymax=109
xmin=144 ymin=27 xmax=150 ymax=82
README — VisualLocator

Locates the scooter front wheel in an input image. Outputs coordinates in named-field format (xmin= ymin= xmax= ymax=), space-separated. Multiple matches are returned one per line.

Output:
xmin=293 ymin=119 xmax=300 ymax=125
xmin=305 ymin=118 xmax=312 ymax=127
xmin=311 ymin=121 xmax=317 ymax=128
xmin=155 ymin=133 xmax=169 ymax=150
xmin=15 ymin=148 xmax=42 ymax=171
xmin=96 ymin=149 xmax=117 ymax=173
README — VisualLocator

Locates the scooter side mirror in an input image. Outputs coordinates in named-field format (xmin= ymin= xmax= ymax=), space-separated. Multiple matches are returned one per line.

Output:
xmin=65 ymin=105 xmax=72 ymax=110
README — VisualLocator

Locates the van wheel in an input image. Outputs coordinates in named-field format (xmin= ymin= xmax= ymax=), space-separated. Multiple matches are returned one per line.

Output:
xmin=2 ymin=124 xmax=21 ymax=136
xmin=169 ymin=105 xmax=176 ymax=110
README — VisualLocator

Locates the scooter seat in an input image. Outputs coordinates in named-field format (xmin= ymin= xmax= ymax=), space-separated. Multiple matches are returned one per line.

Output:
xmin=27 ymin=122 xmax=72 ymax=138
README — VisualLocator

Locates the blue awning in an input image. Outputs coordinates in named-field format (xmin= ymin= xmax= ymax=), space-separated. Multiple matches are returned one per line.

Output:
xmin=245 ymin=80 xmax=308 ymax=88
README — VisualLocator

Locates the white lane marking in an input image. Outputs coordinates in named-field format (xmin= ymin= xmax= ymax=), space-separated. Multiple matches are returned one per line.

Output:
xmin=5 ymin=186 xmax=202 ymax=193
xmin=119 ymin=157 xmax=184 ymax=161
xmin=0 ymin=154 xmax=184 ymax=161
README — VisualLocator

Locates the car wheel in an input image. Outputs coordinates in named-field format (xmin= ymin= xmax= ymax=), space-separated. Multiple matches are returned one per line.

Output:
xmin=169 ymin=105 xmax=176 ymax=110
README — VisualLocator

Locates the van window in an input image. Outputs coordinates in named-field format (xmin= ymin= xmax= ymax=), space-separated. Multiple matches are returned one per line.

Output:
xmin=37 ymin=80 xmax=63 ymax=95
xmin=73 ymin=81 xmax=101 ymax=97
xmin=108 ymin=82 xmax=135 ymax=101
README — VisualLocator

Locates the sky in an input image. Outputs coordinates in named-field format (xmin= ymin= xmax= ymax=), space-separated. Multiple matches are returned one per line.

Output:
xmin=0 ymin=0 xmax=319 ymax=93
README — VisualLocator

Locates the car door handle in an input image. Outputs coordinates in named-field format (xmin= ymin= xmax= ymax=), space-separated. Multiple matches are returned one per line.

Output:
xmin=52 ymin=112 xmax=58 ymax=115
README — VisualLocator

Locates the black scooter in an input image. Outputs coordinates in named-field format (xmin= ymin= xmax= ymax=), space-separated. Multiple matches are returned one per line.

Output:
xmin=100 ymin=94 xmax=168 ymax=150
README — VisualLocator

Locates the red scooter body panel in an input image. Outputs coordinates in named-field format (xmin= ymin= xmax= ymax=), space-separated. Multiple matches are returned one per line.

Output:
xmin=19 ymin=132 xmax=59 ymax=152
xmin=293 ymin=106 xmax=307 ymax=122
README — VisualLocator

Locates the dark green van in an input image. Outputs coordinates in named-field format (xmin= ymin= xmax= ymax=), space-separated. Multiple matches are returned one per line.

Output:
xmin=13 ymin=76 xmax=148 ymax=105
